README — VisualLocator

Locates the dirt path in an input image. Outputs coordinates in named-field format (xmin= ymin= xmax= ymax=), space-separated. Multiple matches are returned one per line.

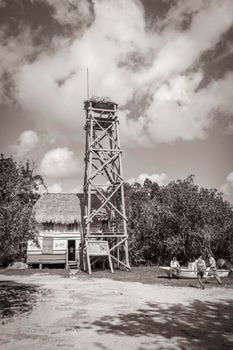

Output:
xmin=0 ymin=272 xmax=233 ymax=350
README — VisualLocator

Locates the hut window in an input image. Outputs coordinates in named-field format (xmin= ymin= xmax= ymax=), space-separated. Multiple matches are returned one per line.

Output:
xmin=67 ymin=223 xmax=79 ymax=232
xmin=37 ymin=224 xmax=43 ymax=231
xmin=42 ymin=238 xmax=53 ymax=254
xmin=43 ymin=223 xmax=54 ymax=232
xmin=54 ymin=224 xmax=65 ymax=232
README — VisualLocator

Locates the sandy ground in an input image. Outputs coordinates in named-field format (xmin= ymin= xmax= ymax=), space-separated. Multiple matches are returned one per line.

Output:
xmin=0 ymin=269 xmax=233 ymax=350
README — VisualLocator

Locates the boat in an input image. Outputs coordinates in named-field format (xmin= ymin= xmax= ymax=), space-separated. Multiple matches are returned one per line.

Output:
xmin=159 ymin=264 xmax=230 ymax=279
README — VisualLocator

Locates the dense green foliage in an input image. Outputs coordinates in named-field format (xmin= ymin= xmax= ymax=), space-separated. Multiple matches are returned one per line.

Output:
xmin=0 ymin=155 xmax=44 ymax=266
xmin=125 ymin=176 xmax=233 ymax=265
xmin=1 ymin=153 xmax=232 ymax=268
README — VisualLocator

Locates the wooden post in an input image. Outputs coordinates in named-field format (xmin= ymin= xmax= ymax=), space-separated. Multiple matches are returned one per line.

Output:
xmin=87 ymin=117 xmax=93 ymax=237
xmin=65 ymin=247 xmax=68 ymax=271
xmin=116 ymin=120 xmax=130 ymax=269
xmin=108 ymin=245 xmax=114 ymax=274
xmin=117 ymin=237 xmax=120 ymax=269
xmin=86 ymin=252 xmax=92 ymax=275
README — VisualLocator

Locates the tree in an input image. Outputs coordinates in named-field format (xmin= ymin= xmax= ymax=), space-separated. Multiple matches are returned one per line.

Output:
xmin=125 ymin=176 xmax=233 ymax=265
xmin=0 ymin=155 xmax=45 ymax=266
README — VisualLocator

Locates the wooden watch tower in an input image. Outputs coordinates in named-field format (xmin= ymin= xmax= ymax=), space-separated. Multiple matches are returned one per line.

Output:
xmin=82 ymin=97 xmax=130 ymax=273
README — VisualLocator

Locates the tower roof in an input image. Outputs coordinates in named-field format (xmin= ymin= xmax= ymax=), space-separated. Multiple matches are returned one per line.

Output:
xmin=84 ymin=96 xmax=117 ymax=111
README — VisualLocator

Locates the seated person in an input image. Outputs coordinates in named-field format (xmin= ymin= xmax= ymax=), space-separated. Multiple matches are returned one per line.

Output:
xmin=170 ymin=257 xmax=181 ymax=279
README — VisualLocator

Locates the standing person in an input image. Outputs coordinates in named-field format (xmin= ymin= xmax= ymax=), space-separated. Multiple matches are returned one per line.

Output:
xmin=170 ymin=257 xmax=181 ymax=279
xmin=195 ymin=255 xmax=206 ymax=289
xmin=207 ymin=253 xmax=222 ymax=284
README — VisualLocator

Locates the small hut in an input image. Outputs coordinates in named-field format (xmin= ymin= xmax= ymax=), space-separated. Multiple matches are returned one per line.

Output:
xmin=27 ymin=193 xmax=82 ymax=268
xmin=27 ymin=192 xmax=109 ymax=269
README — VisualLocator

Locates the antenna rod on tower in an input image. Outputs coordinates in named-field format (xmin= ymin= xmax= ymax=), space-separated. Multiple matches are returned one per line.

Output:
xmin=87 ymin=68 xmax=90 ymax=100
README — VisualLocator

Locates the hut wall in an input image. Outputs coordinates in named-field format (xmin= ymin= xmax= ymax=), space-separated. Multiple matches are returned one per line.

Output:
xmin=27 ymin=224 xmax=81 ymax=265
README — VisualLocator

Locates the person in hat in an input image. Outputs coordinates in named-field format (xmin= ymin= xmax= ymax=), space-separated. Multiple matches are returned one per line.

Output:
xmin=195 ymin=255 xmax=206 ymax=289
xmin=170 ymin=257 xmax=181 ymax=279
xmin=206 ymin=253 xmax=222 ymax=284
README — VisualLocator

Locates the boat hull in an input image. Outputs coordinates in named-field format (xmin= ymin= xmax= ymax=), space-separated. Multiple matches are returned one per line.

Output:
xmin=160 ymin=267 xmax=230 ymax=279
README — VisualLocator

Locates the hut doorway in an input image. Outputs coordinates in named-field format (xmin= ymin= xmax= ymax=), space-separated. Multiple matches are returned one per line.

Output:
xmin=68 ymin=240 xmax=76 ymax=261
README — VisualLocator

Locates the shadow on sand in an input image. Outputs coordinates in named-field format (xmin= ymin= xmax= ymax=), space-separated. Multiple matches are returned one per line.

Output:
xmin=92 ymin=299 xmax=233 ymax=349
xmin=0 ymin=280 xmax=39 ymax=323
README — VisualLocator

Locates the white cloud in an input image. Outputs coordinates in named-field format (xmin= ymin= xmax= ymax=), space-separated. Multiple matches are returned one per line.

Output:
xmin=146 ymin=72 xmax=233 ymax=143
xmin=47 ymin=183 xmax=63 ymax=193
xmin=0 ymin=25 xmax=40 ymax=103
xmin=134 ymin=0 xmax=233 ymax=87
xmin=70 ymin=184 xmax=83 ymax=193
xmin=42 ymin=0 xmax=93 ymax=29
xmin=221 ymin=172 xmax=233 ymax=197
xmin=1 ymin=0 xmax=233 ymax=145
xmin=40 ymin=147 xmax=81 ymax=178
xmin=10 ymin=130 xmax=39 ymax=157
xmin=227 ymin=173 xmax=233 ymax=183
xmin=121 ymin=70 xmax=233 ymax=145
xmin=14 ymin=0 xmax=148 ymax=135
xmin=127 ymin=173 xmax=167 ymax=186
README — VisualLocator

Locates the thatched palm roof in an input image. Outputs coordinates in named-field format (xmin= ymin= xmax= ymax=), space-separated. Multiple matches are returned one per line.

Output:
xmin=34 ymin=193 xmax=81 ymax=224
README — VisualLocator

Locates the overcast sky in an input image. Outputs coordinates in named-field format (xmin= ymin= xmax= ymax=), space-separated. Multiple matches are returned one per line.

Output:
xmin=0 ymin=0 xmax=233 ymax=202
